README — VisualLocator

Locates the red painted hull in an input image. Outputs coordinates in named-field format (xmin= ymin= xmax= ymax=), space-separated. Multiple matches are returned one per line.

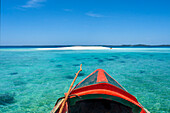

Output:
xmin=52 ymin=69 xmax=148 ymax=113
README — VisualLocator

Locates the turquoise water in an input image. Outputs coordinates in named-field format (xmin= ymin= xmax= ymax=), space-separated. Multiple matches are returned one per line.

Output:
xmin=0 ymin=48 xmax=170 ymax=113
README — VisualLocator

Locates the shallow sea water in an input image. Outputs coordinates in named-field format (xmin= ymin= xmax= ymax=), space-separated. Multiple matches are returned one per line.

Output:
xmin=0 ymin=47 xmax=170 ymax=113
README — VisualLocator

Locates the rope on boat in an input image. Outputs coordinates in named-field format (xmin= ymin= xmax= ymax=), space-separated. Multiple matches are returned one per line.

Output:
xmin=51 ymin=98 xmax=64 ymax=113
xmin=55 ymin=94 xmax=81 ymax=106
xmin=51 ymin=64 xmax=82 ymax=113
xmin=50 ymin=94 xmax=81 ymax=113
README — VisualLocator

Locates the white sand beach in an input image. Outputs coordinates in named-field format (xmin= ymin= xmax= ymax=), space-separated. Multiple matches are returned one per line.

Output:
xmin=36 ymin=46 xmax=110 ymax=50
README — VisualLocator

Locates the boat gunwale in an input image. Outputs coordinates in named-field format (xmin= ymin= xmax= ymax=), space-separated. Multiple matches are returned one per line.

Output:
xmin=70 ymin=82 xmax=137 ymax=103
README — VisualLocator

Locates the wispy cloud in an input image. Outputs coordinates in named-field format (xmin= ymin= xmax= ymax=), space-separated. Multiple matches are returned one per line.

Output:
xmin=63 ymin=9 xmax=72 ymax=12
xmin=21 ymin=0 xmax=46 ymax=8
xmin=86 ymin=12 xmax=104 ymax=18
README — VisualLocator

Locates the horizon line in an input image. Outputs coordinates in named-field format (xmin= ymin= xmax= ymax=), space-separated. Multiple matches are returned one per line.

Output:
xmin=0 ymin=44 xmax=170 ymax=47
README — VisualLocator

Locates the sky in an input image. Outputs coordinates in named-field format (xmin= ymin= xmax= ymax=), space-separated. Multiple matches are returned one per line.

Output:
xmin=1 ymin=0 xmax=170 ymax=45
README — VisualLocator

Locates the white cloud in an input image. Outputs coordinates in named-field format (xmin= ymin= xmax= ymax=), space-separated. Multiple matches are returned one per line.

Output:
xmin=21 ymin=0 xmax=46 ymax=8
xmin=86 ymin=12 xmax=104 ymax=18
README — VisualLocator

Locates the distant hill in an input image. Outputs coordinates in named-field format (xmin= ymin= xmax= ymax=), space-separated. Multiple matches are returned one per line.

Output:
xmin=103 ymin=44 xmax=170 ymax=47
